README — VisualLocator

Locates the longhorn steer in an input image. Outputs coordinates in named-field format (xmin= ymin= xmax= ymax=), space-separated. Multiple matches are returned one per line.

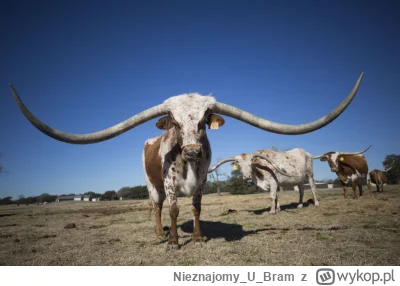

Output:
xmin=10 ymin=72 xmax=363 ymax=248
xmin=208 ymin=148 xmax=320 ymax=214
xmin=369 ymin=167 xmax=392 ymax=192
xmin=313 ymin=146 xmax=372 ymax=199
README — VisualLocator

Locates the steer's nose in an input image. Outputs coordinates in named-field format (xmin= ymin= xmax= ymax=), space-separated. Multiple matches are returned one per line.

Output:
xmin=185 ymin=149 xmax=200 ymax=159
xmin=183 ymin=145 xmax=202 ymax=161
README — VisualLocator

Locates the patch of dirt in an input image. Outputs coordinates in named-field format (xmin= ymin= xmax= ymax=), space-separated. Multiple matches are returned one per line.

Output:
xmin=219 ymin=209 xmax=238 ymax=216
xmin=89 ymin=225 xmax=107 ymax=229
xmin=94 ymin=238 xmax=121 ymax=245
xmin=0 ymin=213 xmax=17 ymax=218
xmin=0 ymin=224 xmax=18 ymax=228
xmin=64 ymin=223 xmax=76 ymax=229
xmin=297 ymin=225 xmax=349 ymax=231
xmin=42 ymin=234 xmax=57 ymax=239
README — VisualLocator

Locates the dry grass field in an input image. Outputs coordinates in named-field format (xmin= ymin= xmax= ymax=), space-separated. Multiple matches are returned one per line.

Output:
xmin=1 ymin=186 xmax=399 ymax=266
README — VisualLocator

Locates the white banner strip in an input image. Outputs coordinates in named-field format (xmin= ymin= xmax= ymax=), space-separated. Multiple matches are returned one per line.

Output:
xmin=0 ymin=266 xmax=398 ymax=286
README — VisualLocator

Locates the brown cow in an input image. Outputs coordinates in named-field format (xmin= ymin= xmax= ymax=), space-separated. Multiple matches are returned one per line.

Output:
xmin=313 ymin=146 xmax=372 ymax=199
xmin=370 ymin=167 xmax=392 ymax=192
xmin=10 ymin=72 xmax=364 ymax=248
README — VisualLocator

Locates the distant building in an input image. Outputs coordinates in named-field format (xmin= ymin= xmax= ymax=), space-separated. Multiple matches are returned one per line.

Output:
xmin=83 ymin=195 xmax=92 ymax=201
xmin=56 ymin=195 xmax=83 ymax=202
xmin=91 ymin=197 xmax=101 ymax=202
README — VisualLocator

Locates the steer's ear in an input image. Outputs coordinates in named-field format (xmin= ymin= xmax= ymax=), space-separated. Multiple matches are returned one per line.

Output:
xmin=207 ymin=114 xmax=225 ymax=129
xmin=230 ymin=162 xmax=238 ymax=170
xmin=156 ymin=116 xmax=174 ymax=130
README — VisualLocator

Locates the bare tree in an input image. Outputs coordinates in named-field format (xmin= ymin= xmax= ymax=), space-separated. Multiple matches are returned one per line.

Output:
xmin=271 ymin=145 xmax=291 ymax=152
xmin=209 ymin=158 xmax=228 ymax=195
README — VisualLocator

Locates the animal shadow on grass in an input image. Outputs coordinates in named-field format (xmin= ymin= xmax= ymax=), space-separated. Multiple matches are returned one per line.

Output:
xmin=248 ymin=199 xmax=314 ymax=215
xmin=179 ymin=220 xmax=269 ymax=244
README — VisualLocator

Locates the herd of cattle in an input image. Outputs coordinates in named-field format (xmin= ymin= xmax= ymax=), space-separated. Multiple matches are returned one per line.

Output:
xmin=9 ymin=72 xmax=393 ymax=248
xmin=208 ymin=145 xmax=392 ymax=214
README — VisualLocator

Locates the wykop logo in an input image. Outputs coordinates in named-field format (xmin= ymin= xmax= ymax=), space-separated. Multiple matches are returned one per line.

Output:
xmin=316 ymin=268 xmax=335 ymax=285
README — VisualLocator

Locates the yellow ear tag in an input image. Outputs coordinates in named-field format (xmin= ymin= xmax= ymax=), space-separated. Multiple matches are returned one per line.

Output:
xmin=339 ymin=157 xmax=344 ymax=162
xmin=232 ymin=164 xmax=238 ymax=170
xmin=210 ymin=121 xmax=219 ymax=129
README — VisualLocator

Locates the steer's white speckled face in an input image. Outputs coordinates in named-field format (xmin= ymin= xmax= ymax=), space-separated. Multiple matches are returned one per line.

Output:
xmin=155 ymin=93 xmax=225 ymax=162
xmin=231 ymin=154 xmax=253 ymax=180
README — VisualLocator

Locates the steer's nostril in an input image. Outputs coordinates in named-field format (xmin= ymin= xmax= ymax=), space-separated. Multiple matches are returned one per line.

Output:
xmin=186 ymin=149 xmax=200 ymax=157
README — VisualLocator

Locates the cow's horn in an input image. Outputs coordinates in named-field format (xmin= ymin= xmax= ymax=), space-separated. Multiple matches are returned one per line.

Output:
xmin=208 ymin=158 xmax=236 ymax=173
xmin=312 ymin=154 xmax=325 ymax=159
xmin=10 ymin=84 xmax=168 ymax=144
xmin=338 ymin=145 xmax=371 ymax=156
xmin=212 ymin=73 xmax=364 ymax=135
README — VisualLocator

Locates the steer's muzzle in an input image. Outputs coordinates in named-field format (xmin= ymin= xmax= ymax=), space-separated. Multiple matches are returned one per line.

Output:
xmin=331 ymin=167 xmax=338 ymax=172
xmin=183 ymin=145 xmax=202 ymax=161
xmin=243 ymin=175 xmax=252 ymax=181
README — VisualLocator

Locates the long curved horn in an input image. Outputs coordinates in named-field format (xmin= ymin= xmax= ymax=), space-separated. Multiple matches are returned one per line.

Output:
xmin=383 ymin=166 xmax=393 ymax=172
xmin=313 ymin=154 xmax=325 ymax=159
xmin=252 ymin=154 xmax=291 ymax=176
xmin=338 ymin=145 xmax=371 ymax=156
xmin=10 ymin=84 xmax=168 ymax=144
xmin=208 ymin=158 xmax=236 ymax=173
xmin=212 ymin=73 xmax=364 ymax=135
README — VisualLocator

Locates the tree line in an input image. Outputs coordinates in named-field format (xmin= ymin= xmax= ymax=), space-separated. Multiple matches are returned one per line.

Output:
xmin=0 ymin=187 xmax=149 ymax=206
xmin=1 ymin=154 xmax=399 ymax=205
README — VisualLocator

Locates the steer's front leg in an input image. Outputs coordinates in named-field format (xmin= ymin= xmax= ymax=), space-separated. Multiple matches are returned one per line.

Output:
xmin=168 ymin=200 xmax=179 ymax=248
xmin=165 ymin=179 xmax=180 ymax=249
xmin=192 ymin=187 xmax=205 ymax=244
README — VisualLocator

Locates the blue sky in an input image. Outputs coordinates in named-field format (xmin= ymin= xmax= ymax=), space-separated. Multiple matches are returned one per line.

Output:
xmin=1 ymin=0 xmax=399 ymax=198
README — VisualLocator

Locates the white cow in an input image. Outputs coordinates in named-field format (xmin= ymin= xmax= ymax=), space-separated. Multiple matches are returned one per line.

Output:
xmin=209 ymin=148 xmax=320 ymax=214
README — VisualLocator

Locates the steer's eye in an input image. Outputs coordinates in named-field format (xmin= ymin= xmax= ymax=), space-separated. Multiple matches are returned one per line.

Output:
xmin=172 ymin=120 xmax=180 ymax=129
xmin=198 ymin=120 xmax=206 ymax=130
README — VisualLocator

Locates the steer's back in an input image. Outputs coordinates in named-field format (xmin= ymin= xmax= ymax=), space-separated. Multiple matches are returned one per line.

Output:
xmin=370 ymin=170 xmax=387 ymax=185
xmin=338 ymin=154 xmax=369 ymax=177
xmin=253 ymin=148 xmax=309 ymax=186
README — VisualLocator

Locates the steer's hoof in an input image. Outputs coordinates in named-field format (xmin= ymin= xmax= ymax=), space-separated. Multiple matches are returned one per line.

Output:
xmin=315 ymin=201 xmax=320 ymax=207
xmin=193 ymin=236 xmax=206 ymax=246
xmin=269 ymin=210 xmax=276 ymax=215
xmin=166 ymin=243 xmax=179 ymax=250
xmin=297 ymin=204 xmax=303 ymax=209
xmin=157 ymin=235 xmax=169 ymax=243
